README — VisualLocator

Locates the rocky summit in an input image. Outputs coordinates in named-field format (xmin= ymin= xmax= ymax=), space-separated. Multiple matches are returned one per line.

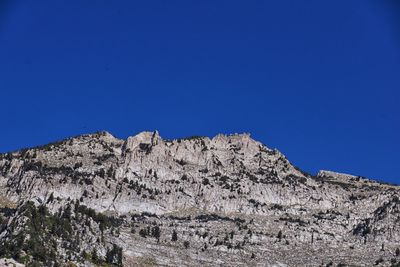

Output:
xmin=0 ymin=131 xmax=399 ymax=267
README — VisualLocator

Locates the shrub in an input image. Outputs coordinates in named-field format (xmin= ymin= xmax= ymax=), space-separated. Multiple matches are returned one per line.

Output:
xmin=202 ymin=178 xmax=210 ymax=185
xmin=183 ymin=241 xmax=190 ymax=249
xmin=106 ymin=244 xmax=123 ymax=266
xmin=172 ymin=230 xmax=178 ymax=242
xmin=151 ymin=226 xmax=161 ymax=240
xmin=277 ymin=230 xmax=282 ymax=239
xmin=139 ymin=228 xmax=148 ymax=238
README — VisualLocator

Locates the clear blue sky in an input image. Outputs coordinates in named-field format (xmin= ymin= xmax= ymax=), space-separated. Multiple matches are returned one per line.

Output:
xmin=0 ymin=1 xmax=399 ymax=183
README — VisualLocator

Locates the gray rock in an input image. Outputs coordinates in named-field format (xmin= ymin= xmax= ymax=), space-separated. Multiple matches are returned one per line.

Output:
xmin=0 ymin=131 xmax=398 ymax=266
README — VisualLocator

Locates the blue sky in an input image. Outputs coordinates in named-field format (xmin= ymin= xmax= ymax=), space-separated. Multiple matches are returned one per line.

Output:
xmin=0 ymin=0 xmax=399 ymax=183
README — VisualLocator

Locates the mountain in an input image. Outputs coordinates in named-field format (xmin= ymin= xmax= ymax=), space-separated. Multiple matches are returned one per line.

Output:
xmin=0 ymin=131 xmax=399 ymax=267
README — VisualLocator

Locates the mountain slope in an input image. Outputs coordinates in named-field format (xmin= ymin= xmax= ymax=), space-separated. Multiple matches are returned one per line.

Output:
xmin=0 ymin=131 xmax=399 ymax=266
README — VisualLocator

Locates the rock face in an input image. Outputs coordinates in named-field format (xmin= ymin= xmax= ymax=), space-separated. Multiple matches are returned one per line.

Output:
xmin=0 ymin=131 xmax=399 ymax=267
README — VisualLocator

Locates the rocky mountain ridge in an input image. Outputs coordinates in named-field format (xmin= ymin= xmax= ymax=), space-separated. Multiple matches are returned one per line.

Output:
xmin=0 ymin=131 xmax=399 ymax=267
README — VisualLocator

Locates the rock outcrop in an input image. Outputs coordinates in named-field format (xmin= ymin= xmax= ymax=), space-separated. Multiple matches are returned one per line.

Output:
xmin=0 ymin=131 xmax=399 ymax=266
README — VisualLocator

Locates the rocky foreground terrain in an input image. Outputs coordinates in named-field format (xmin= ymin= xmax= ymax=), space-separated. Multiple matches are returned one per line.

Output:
xmin=0 ymin=131 xmax=399 ymax=267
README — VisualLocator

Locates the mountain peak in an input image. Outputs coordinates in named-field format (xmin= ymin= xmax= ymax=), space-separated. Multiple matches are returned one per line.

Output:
xmin=126 ymin=130 xmax=161 ymax=147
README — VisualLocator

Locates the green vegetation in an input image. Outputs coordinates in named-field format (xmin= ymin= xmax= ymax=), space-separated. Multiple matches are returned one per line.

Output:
xmin=172 ymin=230 xmax=178 ymax=241
xmin=183 ymin=240 xmax=190 ymax=249
xmin=0 ymin=201 xmax=124 ymax=266
xmin=277 ymin=230 xmax=283 ymax=239
xmin=138 ymin=225 xmax=161 ymax=241
xmin=74 ymin=202 xmax=122 ymax=232
xmin=106 ymin=244 xmax=123 ymax=266
xmin=0 ymin=201 xmax=72 ymax=266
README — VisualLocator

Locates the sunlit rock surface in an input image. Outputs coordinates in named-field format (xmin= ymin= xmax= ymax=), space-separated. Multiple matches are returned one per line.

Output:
xmin=0 ymin=131 xmax=399 ymax=266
